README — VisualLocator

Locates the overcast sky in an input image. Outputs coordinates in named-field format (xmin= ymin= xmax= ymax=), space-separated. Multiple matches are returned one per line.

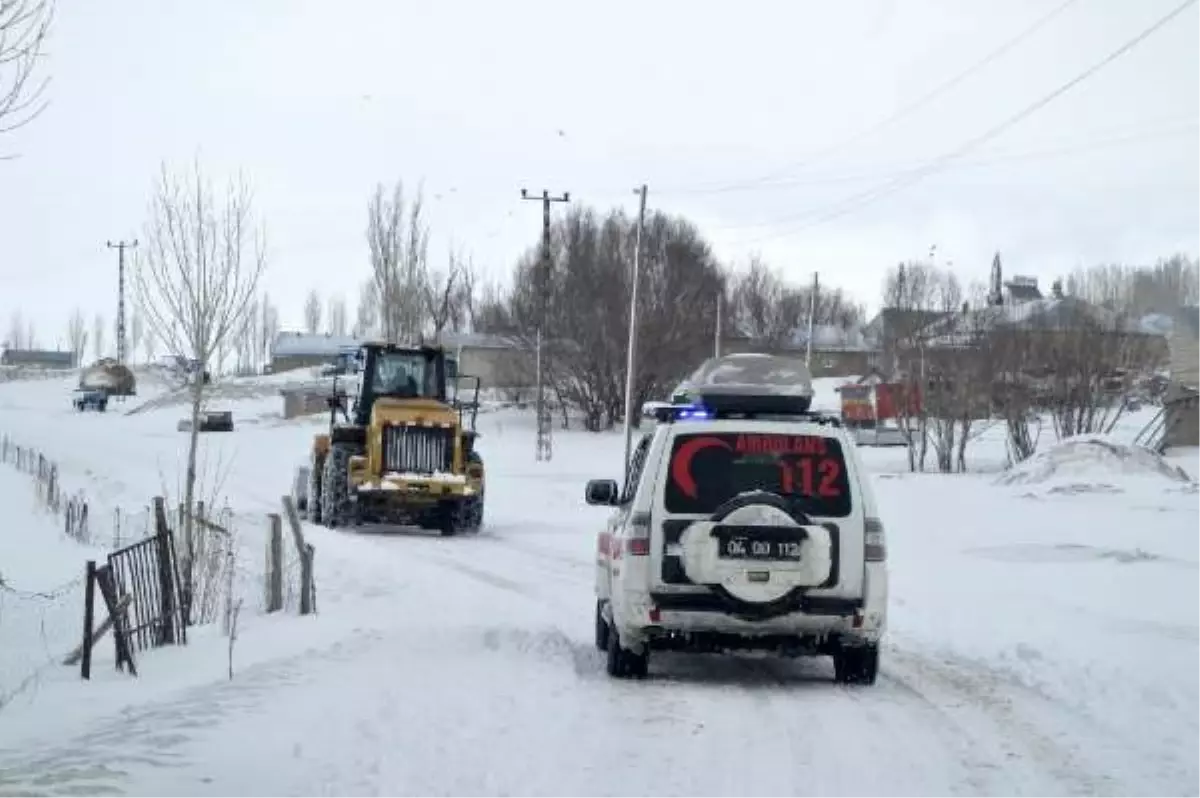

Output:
xmin=2 ymin=0 xmax=1196 ymax=349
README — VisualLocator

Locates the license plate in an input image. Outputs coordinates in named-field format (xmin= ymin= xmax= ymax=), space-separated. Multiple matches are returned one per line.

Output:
xmin=718 ymin=536 xmax=803 ymax=561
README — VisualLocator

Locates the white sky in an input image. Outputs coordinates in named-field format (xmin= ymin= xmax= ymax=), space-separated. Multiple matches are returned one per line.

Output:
xmin=2 ymin=0 xmax=1197 ymax=348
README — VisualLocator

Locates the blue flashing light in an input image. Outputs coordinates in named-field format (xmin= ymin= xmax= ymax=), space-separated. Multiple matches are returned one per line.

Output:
xmin=674 ymin=405 xmax=713 ymax=421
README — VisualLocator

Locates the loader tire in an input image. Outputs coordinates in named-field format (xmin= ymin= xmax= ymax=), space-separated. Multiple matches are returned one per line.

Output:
xmin=320 ymin=445 xmax=352 ymax=528
xmin=464 ymin=451 xmax=485 ymax=534
xmin=307 ymin=452 xmax=325 ymax=524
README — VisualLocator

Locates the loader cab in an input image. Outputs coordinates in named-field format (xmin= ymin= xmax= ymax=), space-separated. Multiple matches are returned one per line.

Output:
xmin=352 ymin=344 xmax=447 ymax=426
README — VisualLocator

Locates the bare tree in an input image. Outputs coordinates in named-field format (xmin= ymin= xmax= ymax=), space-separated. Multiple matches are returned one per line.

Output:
xmin=474 ymin=279 xmax=516 ymax=334
xmin=879 ymin=262 xmax=944 ymax=471
xmin=326 ymin=294 xmax=348 ymax=336
xmin=1066 ymin=255 xmax=1199 ymax=315
xmin=727 ymin=258 xmax=865 ymax=350
xmin=1036 ymin=306 xmax=1150 ymax=440
xmin=92 ymin=312 xmax=105 ymax=361
xmin=367 ymin=179 xmax=429 ymax=343
xmin=0 ymin=0 xmax=54 ymax=151
xmin=729 ymin=257 xmax=808 ymax=347
xmin=233 ymin=295 xmax=260 ymax=374
xmin=258 ymin=294 xmax=278 ymax=370
xmin=142 ymin=328 xmax=156 ymax=363
xmin=500 ymin=205 xmax=724 ymax=431
xmin=352 ymin=277 xmax=378 ymax=338
xmin=6 ymin=310 xmax=26 ymax=349
xmin=24 ymin=318 xmax=33 ymax=349
xmin=425 ymin=248 xmax=466 ymax=340
xmin=129 ymin=310 xmax=144 ymax=365
xmin=134 ymin=161 xmax=266 ymax=597
xmin=66 ymin=308 xmax=87 ymax=365
xmin=303 ymin=289 xmax=321 ymax=334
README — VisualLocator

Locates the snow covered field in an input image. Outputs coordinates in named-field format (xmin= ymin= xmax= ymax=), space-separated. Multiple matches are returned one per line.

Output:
xmin=0 ymin=372 xmax=1196 ymax=796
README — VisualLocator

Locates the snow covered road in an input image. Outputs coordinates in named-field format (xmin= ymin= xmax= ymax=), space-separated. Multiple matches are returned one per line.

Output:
xmin=0 ymin=375 xmax=1196 ymax=796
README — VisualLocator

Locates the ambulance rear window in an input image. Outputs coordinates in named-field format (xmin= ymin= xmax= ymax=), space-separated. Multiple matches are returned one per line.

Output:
xmin=663 ymin=432 xmax=852 ymax=517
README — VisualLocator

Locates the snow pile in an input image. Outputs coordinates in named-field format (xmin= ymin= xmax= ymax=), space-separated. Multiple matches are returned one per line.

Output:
xmin=995 ymin=435 xmax=1195 ymax=493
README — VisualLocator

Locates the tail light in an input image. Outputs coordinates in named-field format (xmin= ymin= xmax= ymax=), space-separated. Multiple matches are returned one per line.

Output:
xmin=626 ymin=511 xmax=652 ymax=556
xmin=865 ymin=517 xmax=886 ymax=562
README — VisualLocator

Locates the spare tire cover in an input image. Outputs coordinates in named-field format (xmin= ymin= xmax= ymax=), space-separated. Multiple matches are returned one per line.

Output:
xmin=679 ymin=493 xmax=833 ymax=605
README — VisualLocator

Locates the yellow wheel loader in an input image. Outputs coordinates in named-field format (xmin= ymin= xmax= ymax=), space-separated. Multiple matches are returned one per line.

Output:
xmin=296 ymin=342 xmax=485 ymax=536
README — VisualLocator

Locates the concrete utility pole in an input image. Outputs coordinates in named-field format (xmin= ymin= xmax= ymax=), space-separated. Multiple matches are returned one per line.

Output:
xmin=805 ymin=271 xmax=819 ymax=368
xmin=520 ymin=189 xmax=570 ymax=462
xmin=107 ymin=239 xmax=138 ymax=366
xmin=714 ymin=290 xmax=722 ymax=358
xmin=622 ymin=184 xmax=648 ymax=482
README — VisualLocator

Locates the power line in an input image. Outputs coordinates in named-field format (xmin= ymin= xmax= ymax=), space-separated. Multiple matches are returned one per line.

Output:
xmin=674 ymin=119 xmax=1198 ymax=202
xmin=665 ymin=0 xmax=1085 ymax=196
xmin=729 ymin=0 xmax=1199 ymax=247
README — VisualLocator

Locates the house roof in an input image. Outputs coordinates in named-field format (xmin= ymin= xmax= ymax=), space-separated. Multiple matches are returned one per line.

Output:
xmin=272 ymin=332 xmax=362 ymax=358
xmin=0 ymin=348 xmax=75 ymax=366
xmin=786 ymin=323 xmax=871 ymax=351
xmin=438 ymin=331 xmax=523 ymax=351
xmin=923 ymin=297 xmax=1146 ymax=347
xmin=863 ymin=308 xmax=954 ymax=344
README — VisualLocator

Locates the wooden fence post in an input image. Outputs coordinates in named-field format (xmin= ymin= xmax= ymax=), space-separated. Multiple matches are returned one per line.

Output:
xmin=266 ymin=513 xmax=283 ymax=613
xmin=281 ymin=495 xmax=316 ymax=616
xmin=152 ymin=496 xmax=178 ymax=644
xmin=300 ymin=543 xmax=315 ymax=616
xmin=81 ymin=560 xmax=96 ymax=680
xmin=95 ymin=565 xmax=137 ymax=677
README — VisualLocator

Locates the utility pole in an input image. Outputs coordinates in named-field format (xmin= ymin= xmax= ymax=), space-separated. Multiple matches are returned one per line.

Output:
xmin=714 ymin=290 xmax=722 ymax=358
xmin=107 ymin=239 xmax=138 ymax=366
xmin=622 ymin=185 xmax=648 ymax=482
xmin=520 ymin=188 xmax=570 ymax=462
xmin=805 ymin=271 xmax=819 ymax=368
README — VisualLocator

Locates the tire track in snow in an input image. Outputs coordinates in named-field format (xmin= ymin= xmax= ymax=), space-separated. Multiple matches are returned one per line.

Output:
xmin=883 ymin=646 xmax=1123 ymax=796
xmin=407 ymin=532 xmax=1034 ymax=795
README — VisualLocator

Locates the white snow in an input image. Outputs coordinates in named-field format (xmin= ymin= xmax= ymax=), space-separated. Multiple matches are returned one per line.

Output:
xmin=0 ymin=465 xmax=107 ymax=707
xmin=0 ymin=372 xmax=1195 ymax=795
xmin=995 ymin=434 xmax=1196 ymax=494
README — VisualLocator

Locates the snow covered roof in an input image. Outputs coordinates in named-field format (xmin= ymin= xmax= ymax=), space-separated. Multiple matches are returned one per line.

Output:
xmin=438 ymin=331 xmax=522 ymax=351
xmin=786 ymin=323 xmax=870 ymax=351
xmin=0 ymin=349 xmax=75 ymax=367
xmin=272 ymin=332 xmax=362 ymax=358
xmin=923 ymin=297 xmax=1146 ymax=347
xmin=724 ymin=322 xmax=873 ymax=352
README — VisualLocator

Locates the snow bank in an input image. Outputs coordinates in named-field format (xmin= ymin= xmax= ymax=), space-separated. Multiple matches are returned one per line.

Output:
xmin=0 ymin=466 xmax=104 ymax=707
xmin=811 ymin=375 xmax=860 ymax=412
xmin=995 ymin=435 xmax=1196 ymax=493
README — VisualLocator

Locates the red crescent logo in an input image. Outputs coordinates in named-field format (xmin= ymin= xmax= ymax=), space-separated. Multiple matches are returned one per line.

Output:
xmin=671 ymin=436 xmax=732 ymax=499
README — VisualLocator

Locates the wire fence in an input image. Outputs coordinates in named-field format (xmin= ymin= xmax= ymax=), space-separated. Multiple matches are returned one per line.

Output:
xmin=0 ymin=430 xmax=316 ymax=701
xmin=0 ymin=435 xmax=90 ymax=543
xmin=0 ymin=571 xmax=89 ymax=711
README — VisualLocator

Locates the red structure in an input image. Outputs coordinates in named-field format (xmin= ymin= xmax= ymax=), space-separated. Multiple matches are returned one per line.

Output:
xmin=839 ymin=381 xmax=922 ymax=424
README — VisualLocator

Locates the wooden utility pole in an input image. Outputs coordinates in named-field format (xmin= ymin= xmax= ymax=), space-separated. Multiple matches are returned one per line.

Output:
xmin=107 ymin=239 xmax=138 ymax=366
xmin=520 ymin=188 xmax=570 ymax=462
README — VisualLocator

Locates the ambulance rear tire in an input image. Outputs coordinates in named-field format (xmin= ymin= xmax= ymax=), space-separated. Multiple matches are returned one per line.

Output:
xmin=605 ymin=623 xmax=648 ymax=679
xmin=594 ymin=600 xmax=610 ymax=652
